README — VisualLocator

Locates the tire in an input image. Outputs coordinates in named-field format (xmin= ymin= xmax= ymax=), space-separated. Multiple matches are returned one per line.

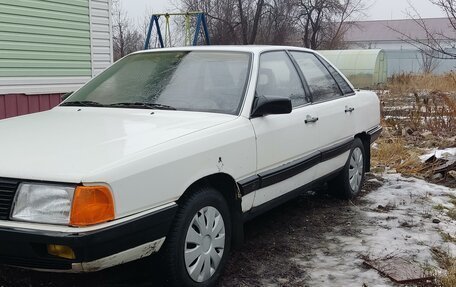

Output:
xmin=162 ymin=186 xmax=232 ymax=287
xmin=329 ymin=138 xmax=366 ymax=200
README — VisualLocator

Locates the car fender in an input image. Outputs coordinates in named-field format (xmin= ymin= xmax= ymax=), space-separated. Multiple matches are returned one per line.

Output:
xmin=82 ymin=117 xmax=257 ymax=218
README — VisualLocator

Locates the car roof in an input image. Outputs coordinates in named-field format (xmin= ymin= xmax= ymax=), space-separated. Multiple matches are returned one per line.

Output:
xmin=133 ymin=45 xmax=314 ymax=55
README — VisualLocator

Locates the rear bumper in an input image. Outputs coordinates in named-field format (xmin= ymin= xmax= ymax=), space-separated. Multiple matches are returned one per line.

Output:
xmin=367 ymin=125 xmax=382 ymax=144
xmin=0 ymin=204 xmax=177 ymax=272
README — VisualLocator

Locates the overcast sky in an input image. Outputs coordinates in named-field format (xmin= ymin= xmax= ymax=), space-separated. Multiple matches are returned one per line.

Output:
xmin=120 ymin=0 xmax=446 ymax=24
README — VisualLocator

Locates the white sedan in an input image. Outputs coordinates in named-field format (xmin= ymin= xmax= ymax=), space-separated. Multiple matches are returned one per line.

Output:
xmin=0 ymin=46 xmax=381 ymax=286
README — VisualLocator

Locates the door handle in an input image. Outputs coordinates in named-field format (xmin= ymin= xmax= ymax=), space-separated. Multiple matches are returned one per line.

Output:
xmin=345 ymin=106 xmax=355 ymax=113
xmin=305 ymin=115 xmax=319 ymax=124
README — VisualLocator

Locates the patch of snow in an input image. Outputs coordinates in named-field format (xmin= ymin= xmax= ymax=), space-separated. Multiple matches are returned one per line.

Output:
xmin=292 ymin=174 xmax=456 ymax=286
xmin=382 ymin=106 xmax=414 ymax=111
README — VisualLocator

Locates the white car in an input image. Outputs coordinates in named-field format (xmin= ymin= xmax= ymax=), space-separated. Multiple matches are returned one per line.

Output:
xmin=0 ymin=46 xmax=381 ymax=286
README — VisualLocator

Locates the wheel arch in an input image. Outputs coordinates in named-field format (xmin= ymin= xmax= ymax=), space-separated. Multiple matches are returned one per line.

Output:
xmin=178 ymin=172 xmax=245 ymax=248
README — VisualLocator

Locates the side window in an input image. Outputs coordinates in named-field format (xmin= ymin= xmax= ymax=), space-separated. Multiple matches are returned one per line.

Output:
xmin=256 ymin=51 xmax=307 ymax=108
xmin=290 ymin=52 xmax=342 ymax=102
xmin=316 ymin=55 xmax=354 ymax=95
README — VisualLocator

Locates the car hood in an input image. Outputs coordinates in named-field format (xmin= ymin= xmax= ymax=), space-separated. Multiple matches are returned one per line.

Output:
xmin=0 ymin=107 xmax=236 ymax=182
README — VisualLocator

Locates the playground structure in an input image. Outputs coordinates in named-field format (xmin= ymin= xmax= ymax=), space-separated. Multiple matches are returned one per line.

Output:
xmin=144 ymin=12 xmax=211 ymax=49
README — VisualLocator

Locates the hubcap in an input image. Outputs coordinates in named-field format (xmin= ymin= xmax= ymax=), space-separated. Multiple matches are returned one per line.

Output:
xmin=184 ymin=206 xmax=225 ymax=283
xmin=349 ymin=147 xmax=364 ymax=192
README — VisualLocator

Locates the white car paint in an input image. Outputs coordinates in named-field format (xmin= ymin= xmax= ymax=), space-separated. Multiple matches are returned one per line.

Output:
xmin=0 ymin=108 xmax=237 ymax=183
xmin=250 ymin=104 xmax=321 ymax=206
xmin=0 ymin=46 xmax=381 ymax=272
xmin=0 ymin=108 xmax=257 ymax=217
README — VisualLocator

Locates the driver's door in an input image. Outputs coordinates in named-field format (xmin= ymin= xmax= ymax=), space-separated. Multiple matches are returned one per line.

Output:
xmin=250 ymin=51 xmax=321 ymax=207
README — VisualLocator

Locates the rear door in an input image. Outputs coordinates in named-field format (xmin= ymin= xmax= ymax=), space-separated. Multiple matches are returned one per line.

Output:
xmin=290 ymin=51 xmax=356 ymax=179
xmin=250 ymin=51 xmax=321 ymax=207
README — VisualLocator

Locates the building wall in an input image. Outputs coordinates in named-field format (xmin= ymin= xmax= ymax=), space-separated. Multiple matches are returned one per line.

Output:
xmin=90 ymin=0 xmax=113 ymax=76
xmin=0 ymin=0 xmax=92 ymax=94
xmin=0 ymin=94 xmax=62 ymax=120
xmin=0 ymin=0 xmax=113 ymax=95
xmin=0 ymin=0 xmax=113 ymax=120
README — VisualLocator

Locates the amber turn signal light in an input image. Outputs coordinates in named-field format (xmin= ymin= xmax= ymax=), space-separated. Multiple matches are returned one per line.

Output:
xmin=70 ymin=186 xmax=115 ymax=227
xmin=47 ymin=244 xmax=76 ymax=260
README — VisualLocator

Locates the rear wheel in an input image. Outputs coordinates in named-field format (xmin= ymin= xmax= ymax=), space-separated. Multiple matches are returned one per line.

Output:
xmin=329 ymin=138 xmax=366 ymax=199
xmin=162 ymin=186 xmax=231 ymax=287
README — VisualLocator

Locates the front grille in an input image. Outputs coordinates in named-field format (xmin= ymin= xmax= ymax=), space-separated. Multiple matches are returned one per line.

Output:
xmin=0 ymin=179 xmax=19 ymax=220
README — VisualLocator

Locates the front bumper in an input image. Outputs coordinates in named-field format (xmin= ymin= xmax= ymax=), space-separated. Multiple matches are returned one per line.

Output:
xmin=0 ymin=204 xmax=177 ymax=272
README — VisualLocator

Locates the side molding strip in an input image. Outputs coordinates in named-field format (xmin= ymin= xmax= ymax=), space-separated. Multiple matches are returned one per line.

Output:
xmin=259 ymin=151 xmax=321 ymax=188
xmin=238 ymin=138 xmax=354 ymax=196
xmin=237 ymin=176 xmax=261 ymax=196
xmin=320 ymin=138 xmax=353 ymax=162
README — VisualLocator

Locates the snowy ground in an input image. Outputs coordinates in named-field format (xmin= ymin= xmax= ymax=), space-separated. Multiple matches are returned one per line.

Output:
xmin=0 ymin=173 xmax=455 ymax=287
xmin=220 ymin=173 xmax=456 ymax=287
xmin=293 ymin=174 xmax=456 ymax=287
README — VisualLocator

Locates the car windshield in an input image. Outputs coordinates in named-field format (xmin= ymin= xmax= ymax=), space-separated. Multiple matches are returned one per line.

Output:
xmin=64 ymin=51 xmax=252 ymax=115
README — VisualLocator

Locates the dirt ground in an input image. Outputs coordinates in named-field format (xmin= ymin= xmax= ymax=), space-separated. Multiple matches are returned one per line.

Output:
xmin=1 ymin=172 xmax=454 ymax=287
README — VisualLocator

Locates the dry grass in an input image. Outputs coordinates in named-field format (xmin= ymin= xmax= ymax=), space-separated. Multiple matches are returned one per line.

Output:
xmin=382 ymin=73 xmax=456 ymax=137
xmin=440 ymin=265 xmax=456 ymax=287
xmin=371 ymin=136 xmax=424 ymax=176
xmin=447 ymin=209 xmax=456 ymax=220
xmin=432 ymin=247 xmax=456 ymax=287
xmin=373 ymin=73 xmax=456 ymax=178
xmin=389 ymin=72 xmax=456 ymax=94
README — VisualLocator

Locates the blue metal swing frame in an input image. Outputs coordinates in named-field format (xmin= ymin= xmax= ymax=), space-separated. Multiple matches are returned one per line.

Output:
xmin=144 ymin=12 xmax=211 ymax=49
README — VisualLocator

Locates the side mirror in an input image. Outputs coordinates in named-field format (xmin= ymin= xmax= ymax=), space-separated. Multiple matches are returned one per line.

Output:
xmin=61 ymin=92 xmax=73 ymax=101
xmin=251 ymin=95 xmax=292 ymax=118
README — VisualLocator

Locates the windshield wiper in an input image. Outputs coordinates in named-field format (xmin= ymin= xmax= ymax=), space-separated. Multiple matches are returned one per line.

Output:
xmin=108 ymin=102 xmax=176 ymax=110
xmin=60 ymin=100 xmax=105 ymax=107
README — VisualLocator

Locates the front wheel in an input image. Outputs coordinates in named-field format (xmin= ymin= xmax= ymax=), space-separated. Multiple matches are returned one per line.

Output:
xmin=162 ymin=186 xmax=232 ymax=287
xmin=329 ymin=138 xmax=366 ymax=199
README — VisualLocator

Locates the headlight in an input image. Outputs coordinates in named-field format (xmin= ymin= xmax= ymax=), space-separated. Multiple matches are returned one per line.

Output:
xmin=11 ymin=183 xmax=75 ymax=225
xmin=11 ymin=183 xmax=115 ymax=227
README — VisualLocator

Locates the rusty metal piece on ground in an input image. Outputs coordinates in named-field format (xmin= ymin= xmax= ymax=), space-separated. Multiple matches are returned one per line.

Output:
xmin=432 ymin=158 xmax=456 ymax=174
xmin=424 ymin=153 xmax=456 ymax=178
xmin=424 ymin=155 xmax=437 ymax=164
xmin=363 ymin=257 xmax=434 ymax=284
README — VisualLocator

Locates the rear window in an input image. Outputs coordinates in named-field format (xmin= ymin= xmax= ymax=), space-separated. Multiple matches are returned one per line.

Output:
xmin=316 ymin=55 xmax=354 ymax=95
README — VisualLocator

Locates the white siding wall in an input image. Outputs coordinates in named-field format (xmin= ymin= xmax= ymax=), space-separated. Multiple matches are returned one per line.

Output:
xmin=89 ymin=0 xmax=113 ymax=76
xmin=0 ymin=0 xmax=113 ymax=95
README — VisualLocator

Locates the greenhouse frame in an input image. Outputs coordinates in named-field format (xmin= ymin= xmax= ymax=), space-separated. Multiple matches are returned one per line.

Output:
xmin=319 ymin=49 xmax=388 ymax=89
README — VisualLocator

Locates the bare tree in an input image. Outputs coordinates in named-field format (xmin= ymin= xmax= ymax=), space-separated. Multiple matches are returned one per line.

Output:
xmin=390 ymin=0 xmax=456 ymax=60
xmin=295 ymin=0 xmax=367 ymax=49
xmin=419 ymin=48 xmax=441 ymax=73
xmin=326 ymin=0 xmax=367 ymax=49
xmin=112 ymin=0 xmax=143 ymax=60
xmin=177 ymin=0 xmax=237 ymax=44
xmin=175 ymin=0 xmax=367 ymax=47
xmin=257 ymin=0 xmax=298 ymax=44
xmin=179 ymin=0 xmax=300 ymax=45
